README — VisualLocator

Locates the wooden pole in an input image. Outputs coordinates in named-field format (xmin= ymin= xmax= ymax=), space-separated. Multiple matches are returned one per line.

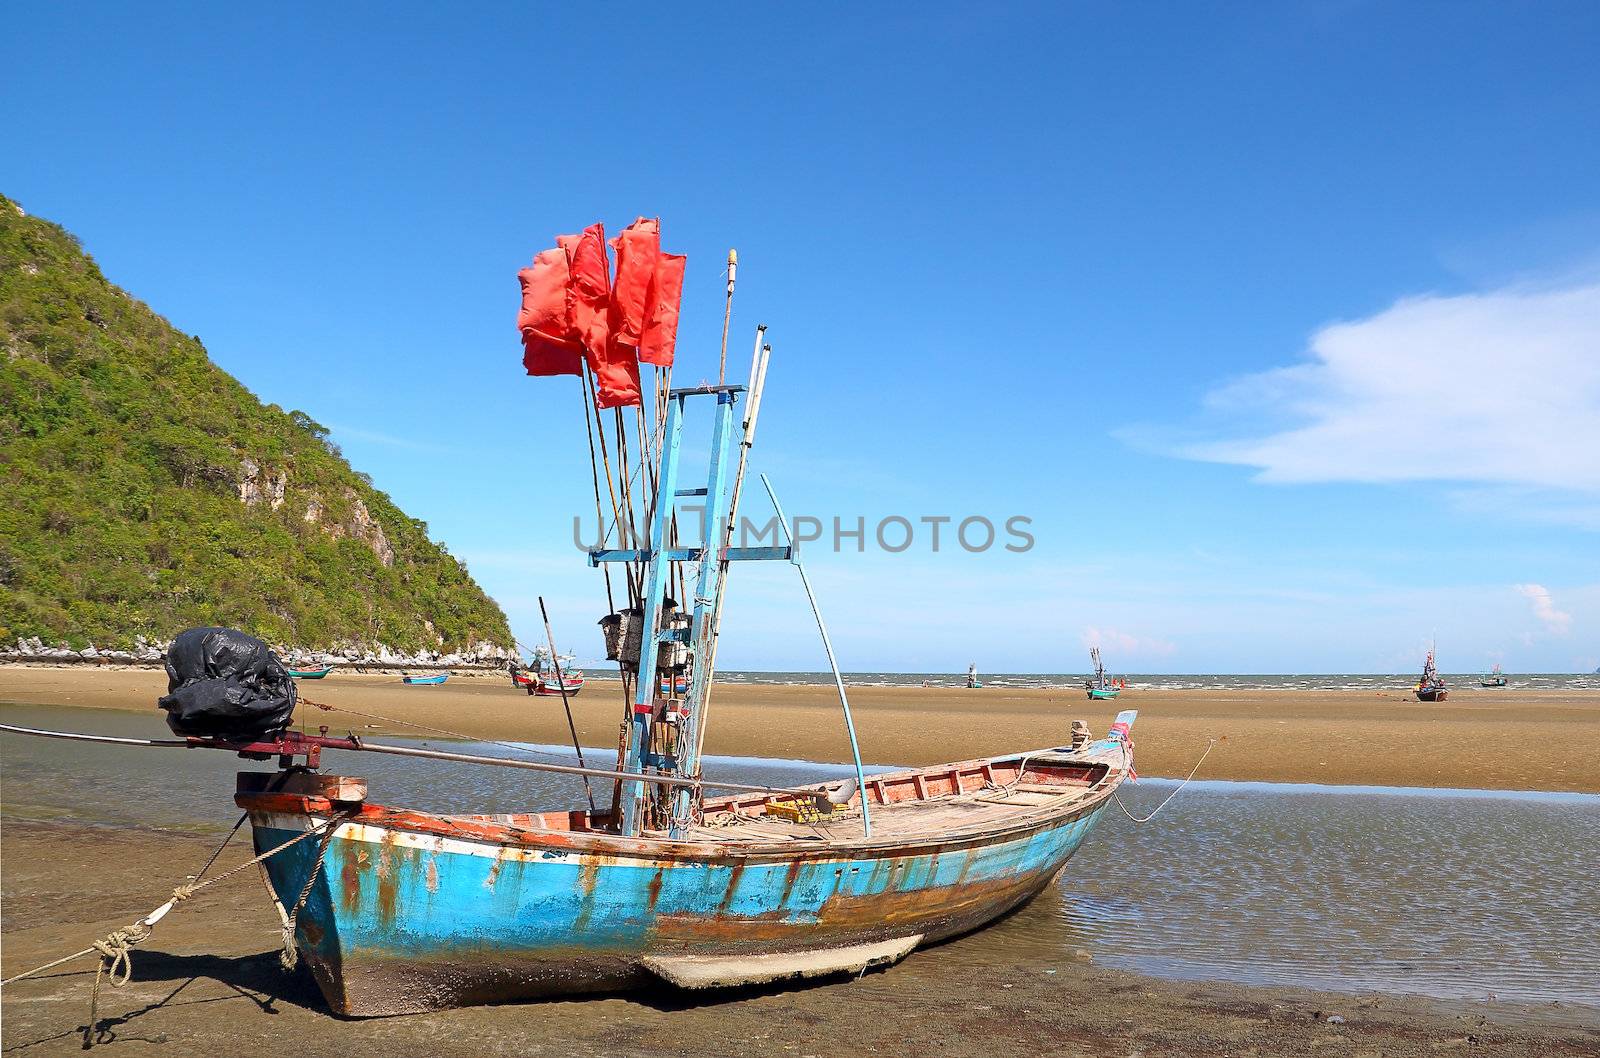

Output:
xmin=718 ymin=249 xmax=737 ymax=385
xmin=538 ymin=596 xmax=595 ymax=814
xmin=689 ymin=331 xmax=772 ymax=777
xmin=579 ymin=374 xmax=616 ymax=614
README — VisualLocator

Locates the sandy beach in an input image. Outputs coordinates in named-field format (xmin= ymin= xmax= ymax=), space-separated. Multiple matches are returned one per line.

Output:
xmin=3 ymin=665 xmax=1597 ymax=792
xmin=2 ymin=819 xmax=1595 ymax=1057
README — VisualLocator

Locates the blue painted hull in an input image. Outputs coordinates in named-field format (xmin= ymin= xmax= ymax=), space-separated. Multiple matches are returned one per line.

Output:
xmin=246 ymin=758 xmax=1122 ymax=1015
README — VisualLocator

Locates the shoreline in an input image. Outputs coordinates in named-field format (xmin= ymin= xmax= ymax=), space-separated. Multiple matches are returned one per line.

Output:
xmin=4 ymin=666 xmax=1598 ymax=792
xmin=1 ymin=818 xmax=1595 ymax=1057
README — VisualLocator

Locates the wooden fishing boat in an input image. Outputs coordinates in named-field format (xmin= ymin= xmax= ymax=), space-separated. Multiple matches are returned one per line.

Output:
xmin=288 ymin=665 xmax=333 ymax=679
xmin=515 ymin=671 xmax=585 ymax=696
xmin=401 ymin=673 xmax=449 ymax=686
xmin=1479 ymin=665 xmax=1507 ymax=688
xmin=1085 ymin=647 xmax=1120 ymax=700
xmin=1415 ymin=645 xmax=1448 ymax=702
xmin=237 ymin=711 xmax=1137 ymax=1015
xmin=0 ymin=229 xmax=1149 ymax=1032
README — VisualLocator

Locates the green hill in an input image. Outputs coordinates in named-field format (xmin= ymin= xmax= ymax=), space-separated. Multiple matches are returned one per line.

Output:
xmin=0 ymin=195 xmax=512 ymax=657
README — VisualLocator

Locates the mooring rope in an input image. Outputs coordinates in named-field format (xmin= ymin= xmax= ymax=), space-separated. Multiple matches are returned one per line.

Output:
xmin=1112 ymin=738 xmax=1217 ymax=824
xmin=277 ymin=810 xmax=353 ymax=971
xmin=1 ymin=810 xmax=355 ymax=1047
xmin=297 ymin=696 xmax=591 ymax=764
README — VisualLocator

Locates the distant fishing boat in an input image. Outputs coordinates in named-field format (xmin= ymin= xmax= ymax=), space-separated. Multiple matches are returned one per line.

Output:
xmin=1479 ymin=664 xmax=1507 ymax=688
xmin=512 ymin=647 xmax=585 ymax=696
xmin=514 ymin=670 xmax=585 ymax=696
xmin=401 ymin=673 xmax=448 ymax=686
xmin=1086 ymin=647 xmax=1121 ymax=700
xmin=966 ymin=662 xmax=983 ymax=689
xmin=288 ymin=666 xmax=333 ymax=680
xmin=1415 ymin=645 xmax=1448 ymax=702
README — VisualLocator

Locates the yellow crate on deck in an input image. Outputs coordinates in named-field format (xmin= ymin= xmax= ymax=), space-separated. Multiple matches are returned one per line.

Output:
xmin=763 ymin=798 xmax=836 ymax=823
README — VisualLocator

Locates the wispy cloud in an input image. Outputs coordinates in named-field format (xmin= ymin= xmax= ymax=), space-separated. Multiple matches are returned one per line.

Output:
xmin=1079 ymin=626 xmax=1176 ymax=659
xmin=1514 ymin=583 xmax=1572 ymax=635
xmin=330 ymin=424 xmax=466 ymax=455
xmin=1162 ymin=278 xmax=1600 ymax=500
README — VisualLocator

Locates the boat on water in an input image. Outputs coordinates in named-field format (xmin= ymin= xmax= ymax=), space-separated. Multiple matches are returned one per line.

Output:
xmin=288 ymin=665 xmax=333 ymax=679
xmin=1086 ymin=647 xmax=1121 ymax=700
xmin=1415 ymin=646 xmax=1448 ymax=702
xmin=1479 ymin=664 xmax=1507 ymax=688
xmin=966 ymin=662 xmax=983 ymax=689
xmin=401 ymin=672 xmax=449 ymax=686
xmin=0 ymin=224 xmax=1140 ymax=1020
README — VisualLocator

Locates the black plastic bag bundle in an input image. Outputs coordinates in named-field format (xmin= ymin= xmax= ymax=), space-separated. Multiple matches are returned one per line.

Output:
xmin=158 ymin=627 xmax=296 ymax=739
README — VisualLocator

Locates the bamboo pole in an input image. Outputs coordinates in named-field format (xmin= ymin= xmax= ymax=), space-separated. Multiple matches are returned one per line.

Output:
xmin=717 ymin=249 xmax=736 ymax=384
xmin=539 ymin=596 xmax=595 ymax=814
xmin=689 ymin=330 xmax=771 ymax=778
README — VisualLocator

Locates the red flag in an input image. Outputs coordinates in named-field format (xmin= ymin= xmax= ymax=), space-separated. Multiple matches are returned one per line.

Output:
xmin=640 ymin=253 xmax=686 ymax=367
xmin=609 ymin=217 xmax=660 ymax=347
xmin=559 ymin=224 xmax=640 ymax=408
xmin=517 ymin=248 xmax=582 ymax=377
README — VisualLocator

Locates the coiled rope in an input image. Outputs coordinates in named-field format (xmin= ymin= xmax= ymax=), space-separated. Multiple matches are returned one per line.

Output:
xmin=1 ymin=810 xmax=354 ymax=1048
xmin=1112 ymin=738 xmax=1217 ymax=824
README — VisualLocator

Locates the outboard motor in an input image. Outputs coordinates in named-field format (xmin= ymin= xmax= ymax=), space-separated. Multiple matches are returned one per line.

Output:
xmin=158 ymin=627 xmax=296 ymax=740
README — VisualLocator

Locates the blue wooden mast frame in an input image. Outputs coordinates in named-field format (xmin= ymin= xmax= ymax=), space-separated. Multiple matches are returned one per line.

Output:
xmin=587 ymin=384 xmax=790 ymax=837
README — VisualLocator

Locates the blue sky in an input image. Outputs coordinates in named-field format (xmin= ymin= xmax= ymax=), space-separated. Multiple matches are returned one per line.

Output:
xmin=7 ymin=3 xmax=1598 ymax=672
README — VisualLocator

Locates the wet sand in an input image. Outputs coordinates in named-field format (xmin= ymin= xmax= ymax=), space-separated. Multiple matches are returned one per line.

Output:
xmin=4 ymin=665 xmax=1598 ymax=791
xmin=3 ymin=819 xmax=1596 ymax=1057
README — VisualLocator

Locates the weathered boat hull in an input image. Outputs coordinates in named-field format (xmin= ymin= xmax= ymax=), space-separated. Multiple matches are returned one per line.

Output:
xmin=244 ymin=773 xmax=1115 ymax=1015
xmin=1416 ymin=687 xmax=1448 ymax=702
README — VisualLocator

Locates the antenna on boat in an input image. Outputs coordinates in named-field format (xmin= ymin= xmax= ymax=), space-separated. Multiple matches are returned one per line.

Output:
xmin=759 ymin=473 xmax=873 ymax=838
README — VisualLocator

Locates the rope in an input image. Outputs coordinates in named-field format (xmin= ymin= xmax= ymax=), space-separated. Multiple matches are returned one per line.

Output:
xmin=298 ymin=696 xmax=593 ymax=765
xmin=1112 ymin=738 xmax=1217 ymax=824
xmin=279 ymin=810 xmax=354 ymax=970
xmin=2 ymin=808 xmax=355 ymax=1048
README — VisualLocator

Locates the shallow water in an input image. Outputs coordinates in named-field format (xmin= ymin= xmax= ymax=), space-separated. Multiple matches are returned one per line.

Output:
xmin=3 ymin=703 xmax=1597 ymax=1011
xmin=718 ymin=669 xmax=1600 ymax=691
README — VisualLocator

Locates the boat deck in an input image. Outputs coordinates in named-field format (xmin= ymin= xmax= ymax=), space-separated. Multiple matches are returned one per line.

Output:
xmin=678 ymin=781 xmax=1099 ymax=844
xmin=451 ymin=751 xmax=1120 ymax=847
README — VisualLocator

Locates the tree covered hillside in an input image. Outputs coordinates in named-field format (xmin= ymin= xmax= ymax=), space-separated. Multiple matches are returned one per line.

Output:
xmin=0 ymin=195 xmax=512 ymax=655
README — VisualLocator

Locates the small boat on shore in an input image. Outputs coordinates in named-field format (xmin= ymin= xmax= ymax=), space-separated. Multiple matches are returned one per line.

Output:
xmin=288 ymin=665 xmax=333 ymax=680
xmin=1479 ymin=665 xmax=1507 ymax=688
xmin=237 ymin=712 xmax=1136 ymax=1014
xmin=1086 ymin=647 xmax=1121 ymax=700
xmin=1415 ymin=646 xmax=1448 ymax=702
xmin=514 ymin=670 xmax=586 ymax=696
xmin=401 ymin=673 xmax=448 ymax=686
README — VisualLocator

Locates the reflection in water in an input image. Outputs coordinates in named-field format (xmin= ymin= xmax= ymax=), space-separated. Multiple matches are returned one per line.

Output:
xmin=3 ymin=703 xmax=1597 ymax=1009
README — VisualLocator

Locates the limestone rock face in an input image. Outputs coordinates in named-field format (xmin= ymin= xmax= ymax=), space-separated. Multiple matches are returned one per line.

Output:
xmin=237 ymin=457 xmax=288 ymax=510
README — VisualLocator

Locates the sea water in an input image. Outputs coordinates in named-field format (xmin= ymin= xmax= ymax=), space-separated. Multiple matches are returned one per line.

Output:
xmin=2 ymin=703 xmax=1596 ymax=1012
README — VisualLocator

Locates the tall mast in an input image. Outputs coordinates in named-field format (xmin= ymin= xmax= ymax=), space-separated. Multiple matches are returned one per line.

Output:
xmin=590 ymin=380 xmax=791 ymax=838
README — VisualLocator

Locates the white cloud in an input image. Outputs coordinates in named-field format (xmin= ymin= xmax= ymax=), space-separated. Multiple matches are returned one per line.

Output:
xmin=1079 ymin=626 xmax=1176 ymax=659
xmin=1178 ymin=279 xmax=1600 ymax=493
xmin=1514 ymin=583 xmax=1572 ymax=636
